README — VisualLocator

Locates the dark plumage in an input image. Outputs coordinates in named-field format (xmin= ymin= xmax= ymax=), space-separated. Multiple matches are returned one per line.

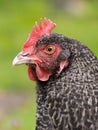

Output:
xmin=13 ymin=19 xmax=98 ymax=130
xmin=36 ymin=33 xmax=98 ymax=130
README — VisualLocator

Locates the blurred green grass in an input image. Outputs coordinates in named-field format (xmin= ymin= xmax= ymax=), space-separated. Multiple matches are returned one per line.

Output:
xmin=0 ymin=92 xmax=36 ymax=130
xmin=0 ymin=0 xmax=98 ymax=129
xmin=1 ymin=105 xmax=36 ymax=130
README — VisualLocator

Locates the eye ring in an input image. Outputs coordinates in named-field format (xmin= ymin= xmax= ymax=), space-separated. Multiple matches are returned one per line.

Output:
xmin=45 ymin=45 xmax=55 ymax=54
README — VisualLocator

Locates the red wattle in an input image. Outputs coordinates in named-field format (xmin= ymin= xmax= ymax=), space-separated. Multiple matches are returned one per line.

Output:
xmin=28 ymin=67 xmax=35 ymax=81
xmin=28 ymin=65 xmax=52 ymax=81
xmin=36 ymin=65 xmax=52 ymax=81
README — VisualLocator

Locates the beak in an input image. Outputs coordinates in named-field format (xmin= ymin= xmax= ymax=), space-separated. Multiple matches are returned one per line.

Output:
xmin=12 ymin=52 xmax=32 ymax=66
xmin=12 ymin=52 xmax=42 ymax=66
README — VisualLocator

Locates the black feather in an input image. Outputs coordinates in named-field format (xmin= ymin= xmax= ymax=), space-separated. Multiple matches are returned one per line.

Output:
xmin=35 ymin=33 xmax=98 ymax=130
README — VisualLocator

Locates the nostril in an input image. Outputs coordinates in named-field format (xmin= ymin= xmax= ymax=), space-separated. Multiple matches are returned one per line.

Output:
xmin=22 ymin=52 xmax=30 ymax=56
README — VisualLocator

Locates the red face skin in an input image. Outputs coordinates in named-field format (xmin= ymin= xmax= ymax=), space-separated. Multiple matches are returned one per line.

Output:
xmin=26 ymin=43 xmax=68 ymax=81
xmin=34 ymin=44 xmax=61 ymax=69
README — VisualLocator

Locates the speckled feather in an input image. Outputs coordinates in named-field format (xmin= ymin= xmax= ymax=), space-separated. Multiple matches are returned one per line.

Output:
xmin=35 ymin=33 xmax=98 ymax=130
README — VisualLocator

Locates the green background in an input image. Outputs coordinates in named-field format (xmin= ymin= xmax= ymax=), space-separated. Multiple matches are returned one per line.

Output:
xmin=0 ymin=0 xmax=98 ymax=129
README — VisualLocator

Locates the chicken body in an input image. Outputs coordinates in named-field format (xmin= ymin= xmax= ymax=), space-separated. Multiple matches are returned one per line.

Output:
xmin=35 ymin=34 xmax=98 ymax=130
xmin=13 ymin=19 xmax=98 ymax=130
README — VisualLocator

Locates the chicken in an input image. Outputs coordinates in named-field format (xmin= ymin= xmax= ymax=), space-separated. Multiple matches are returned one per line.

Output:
xmin=13 ymin=18 xmax=98 ymax=130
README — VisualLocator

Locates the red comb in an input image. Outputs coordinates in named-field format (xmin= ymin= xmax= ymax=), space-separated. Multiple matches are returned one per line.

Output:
xmin=22 ymin=18 xmax=56 ymax=53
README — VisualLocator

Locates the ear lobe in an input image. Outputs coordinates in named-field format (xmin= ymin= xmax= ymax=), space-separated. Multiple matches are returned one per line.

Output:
xmin=57 ymin=60 xmax=69 ymax=74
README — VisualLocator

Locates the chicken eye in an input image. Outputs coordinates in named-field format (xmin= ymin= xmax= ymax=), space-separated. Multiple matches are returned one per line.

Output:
xmin=45 ymin=45 xmax=55 ymax=54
